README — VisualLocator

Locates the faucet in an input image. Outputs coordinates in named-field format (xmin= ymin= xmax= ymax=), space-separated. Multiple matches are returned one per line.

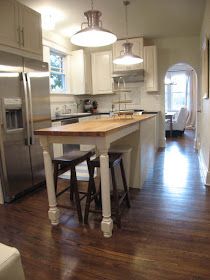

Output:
xmin=55 ymin=107 xmax=61 ymax=117
xmin=62 ymin=105 xmax=71 ymax=114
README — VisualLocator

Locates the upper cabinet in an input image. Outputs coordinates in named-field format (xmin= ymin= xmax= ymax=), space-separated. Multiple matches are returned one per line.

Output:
xmin=0 ymin=0 xmax=42 ymax=60
xmin=70 ymin=49 xmax=92 ymax=95
xmin=144 ymin=46 xmax=158 ymax=92
xmin=0 ymin=0 xmax=19 ymax=49
xmin=91 ymin=51 xmax=113 ymax=95
xmin=19 ymin=4 xmax=42 ymax=56
xmin=112 ymin=37 xmax=144 ymax=72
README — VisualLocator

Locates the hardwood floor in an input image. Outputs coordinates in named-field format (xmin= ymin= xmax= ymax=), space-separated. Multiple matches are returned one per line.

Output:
xmin=1 ymin=130 xmax=210 ymax=279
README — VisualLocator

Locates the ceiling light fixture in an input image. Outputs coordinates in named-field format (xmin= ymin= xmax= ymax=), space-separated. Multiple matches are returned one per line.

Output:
xmin=71 ymin=0 xmax=117 ymax=47
xmin=113 ymin=1 xmax=143 ymax=65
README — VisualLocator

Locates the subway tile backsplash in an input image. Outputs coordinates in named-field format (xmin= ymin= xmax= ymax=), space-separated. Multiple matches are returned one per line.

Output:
xmin=50 ymin=82 xmax=161 ymax=118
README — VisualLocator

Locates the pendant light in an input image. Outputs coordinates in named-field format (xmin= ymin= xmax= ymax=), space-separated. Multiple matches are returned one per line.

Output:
xmin=113 ymin=1 xmax=143 ymax=65
xmin=71 ymin=0 xmax=117 ymax=47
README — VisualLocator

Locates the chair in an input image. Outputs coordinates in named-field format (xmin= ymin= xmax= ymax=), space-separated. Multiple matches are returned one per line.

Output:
xmin=53 ymin=150 xmax=94 ymax=223
xmin=84 ymin=153 xmax=130 ymax=228
xmin=0 ymin=243 xmax=25 ymax=280
xmin=165 ymin=107 xmax=188 ymax=136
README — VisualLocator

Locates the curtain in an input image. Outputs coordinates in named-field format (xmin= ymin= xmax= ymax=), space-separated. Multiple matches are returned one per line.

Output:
xmin=186 ymin=70 xmax=197 ymax=129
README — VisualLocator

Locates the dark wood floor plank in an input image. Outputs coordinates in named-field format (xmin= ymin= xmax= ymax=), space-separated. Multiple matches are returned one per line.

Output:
xmin=1 ymin=130 xmax=210 ymax=279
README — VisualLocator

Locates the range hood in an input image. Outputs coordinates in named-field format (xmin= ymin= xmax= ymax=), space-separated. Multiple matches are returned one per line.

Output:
xmin=112 ymin=69 xmax=144 ymax=83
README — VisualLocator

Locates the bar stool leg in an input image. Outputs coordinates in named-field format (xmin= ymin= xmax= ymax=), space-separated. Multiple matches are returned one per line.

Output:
xmin=84 ymin=165 xmax=95 ymax=224
xmin=69 ymin=167 xmax=74 ymax=201
xmin=120 ymin=159 xmax=131 ymax=208
xmin=71 ymin=166 xmax=83 ymax=223
xmin=110 ymin=166 xmax=121 ymax=228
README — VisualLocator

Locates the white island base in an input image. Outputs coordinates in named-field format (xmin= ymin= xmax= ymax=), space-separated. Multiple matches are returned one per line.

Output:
xmin=35 ymin=114 xmax=158 ymax=238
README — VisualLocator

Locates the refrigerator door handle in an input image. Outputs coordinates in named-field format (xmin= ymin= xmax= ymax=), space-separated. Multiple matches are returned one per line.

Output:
xmin=26 ymin=74 xmax=35 ymax=145
xmin=22 ymin=73 xmax=30 ymax=146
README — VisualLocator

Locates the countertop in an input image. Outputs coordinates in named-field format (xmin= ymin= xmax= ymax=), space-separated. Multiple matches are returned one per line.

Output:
xmin=36 ymin=114 xmax=156 ymax=137
xmin=51 ymin=111 xmax=158 ymax=122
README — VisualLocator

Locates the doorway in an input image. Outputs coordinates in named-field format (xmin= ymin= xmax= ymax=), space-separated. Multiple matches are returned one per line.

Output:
xmin=164 ymin=63 xmax=198 ymax=141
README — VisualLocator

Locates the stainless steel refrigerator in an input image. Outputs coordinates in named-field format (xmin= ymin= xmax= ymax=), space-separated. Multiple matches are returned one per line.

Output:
xmin=0 ymin=51 xmax=51 ymax=202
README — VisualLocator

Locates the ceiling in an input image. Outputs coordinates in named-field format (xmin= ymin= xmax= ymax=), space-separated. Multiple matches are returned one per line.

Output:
xmin=18 ymin=0 xmax=206 ymax=39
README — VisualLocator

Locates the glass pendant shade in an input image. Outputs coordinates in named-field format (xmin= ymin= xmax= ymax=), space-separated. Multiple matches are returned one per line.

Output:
xmin=71 ymin=10 xmax=117 ymax=47
xmin=113 ymin=42 xmax=143 ymax=65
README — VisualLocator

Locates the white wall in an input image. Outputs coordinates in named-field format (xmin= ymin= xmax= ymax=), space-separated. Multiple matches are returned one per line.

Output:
xmin=199 ymin=0 xmax=210 ymax=185
xmin=154 ymin=35 xmax=200 ymax=147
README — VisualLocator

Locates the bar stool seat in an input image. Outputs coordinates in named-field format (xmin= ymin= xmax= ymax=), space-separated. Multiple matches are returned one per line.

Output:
xmin=84 ymin=152 xmax=130 ymax=228
xmin=53 ymin=150 xmax=94 ymax=223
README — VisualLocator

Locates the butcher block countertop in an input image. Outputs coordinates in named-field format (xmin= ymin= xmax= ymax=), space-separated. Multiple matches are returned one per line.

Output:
xmin=35 ymin=114 xmax=156 ymax=137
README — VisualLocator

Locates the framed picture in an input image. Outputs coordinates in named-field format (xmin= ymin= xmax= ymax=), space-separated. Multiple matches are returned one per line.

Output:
xmin=202 ymin=35 xmax=209 ymax=99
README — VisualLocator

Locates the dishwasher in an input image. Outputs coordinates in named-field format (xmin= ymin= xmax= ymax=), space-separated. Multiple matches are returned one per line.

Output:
xmin=61 ymin=118 xmax=80 ymax=154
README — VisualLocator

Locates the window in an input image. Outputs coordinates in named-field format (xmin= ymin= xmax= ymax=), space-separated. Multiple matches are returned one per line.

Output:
xmin=165 ymin=71 xmax=189 ymax=112
xmin=50 ymin=51 xmax=66 ymax=93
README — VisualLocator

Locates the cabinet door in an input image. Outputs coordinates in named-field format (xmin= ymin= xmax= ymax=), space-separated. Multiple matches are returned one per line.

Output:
xmin=91 ymin=51 xmax=113 ymax=95
xmin=70 ymin=50 xmax=92 ymax=95
xmin=19 ymin=4 xmax=42 ymax=55
xmin=113 ymin=37 xmax=144 ymax=71
xmin=0 ymin=0 xmax=19 ymax=48
xmin=144 ymin=46 xmax=158 ymax=92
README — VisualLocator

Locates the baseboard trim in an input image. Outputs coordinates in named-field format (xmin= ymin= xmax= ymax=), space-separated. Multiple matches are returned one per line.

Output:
xmin=198 ymin=151 xmax=210 ymax=186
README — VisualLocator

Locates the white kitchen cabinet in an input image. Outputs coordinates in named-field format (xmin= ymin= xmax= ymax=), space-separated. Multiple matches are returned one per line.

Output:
xmin=91 ymin=51 xmax=113 ymax=95
xmin=0 ymin=0 xmax=42 ymax=60
xmin=0 ymin=0 xmax=19 ymax=49
xmin=144 ymin=46 xmax=158 ymax=92
xmin=112 ymin=37 xmax=144 ymax=72
xmin=19 ymin=4 xmax=42 ymax=55
xmin=52 ymin=121 xmax=63 ymax=157
xmin=70 ymin=49 xmax=92 ymax=95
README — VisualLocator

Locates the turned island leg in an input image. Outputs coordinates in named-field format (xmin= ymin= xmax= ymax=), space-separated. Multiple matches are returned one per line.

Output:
xmin=98 ymin=147 xmax=113 ymax=238
xmin=40 ymin=137 xmax=60 ymax=225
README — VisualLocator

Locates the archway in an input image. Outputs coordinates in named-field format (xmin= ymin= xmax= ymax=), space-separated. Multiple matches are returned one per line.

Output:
xmin=164 ymin=63 xmax=198 ymax=143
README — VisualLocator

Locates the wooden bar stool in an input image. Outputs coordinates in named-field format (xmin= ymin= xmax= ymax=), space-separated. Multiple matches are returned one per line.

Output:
xmin=84 ymin=152 xmax=131 ymax=228
xmin=53 ymin=150 xmax=94 ymax=223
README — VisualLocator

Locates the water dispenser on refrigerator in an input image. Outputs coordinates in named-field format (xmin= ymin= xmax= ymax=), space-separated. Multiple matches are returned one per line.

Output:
xmin=2 ymin=98 xmax=23 ymax=132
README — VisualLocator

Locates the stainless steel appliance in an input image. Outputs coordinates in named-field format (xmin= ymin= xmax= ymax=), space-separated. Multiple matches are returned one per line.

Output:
xmin=0 ymin=51 xmax=51 ymax=202
xmin=83 ymin=99 xmax=92 ymax=112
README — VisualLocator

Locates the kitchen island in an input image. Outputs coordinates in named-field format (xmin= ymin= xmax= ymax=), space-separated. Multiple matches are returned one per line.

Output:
xmin=35 ymin=114 xmax=158 ymax=238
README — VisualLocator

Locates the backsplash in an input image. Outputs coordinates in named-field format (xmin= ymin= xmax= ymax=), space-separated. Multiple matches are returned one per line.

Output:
xmin=75 ymin=83 xmax=161 ymax=113
xmin=50 ymin=95 xmax=77 ymax=118
xmin=50 ymin=82 xmax=161 ymax=118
